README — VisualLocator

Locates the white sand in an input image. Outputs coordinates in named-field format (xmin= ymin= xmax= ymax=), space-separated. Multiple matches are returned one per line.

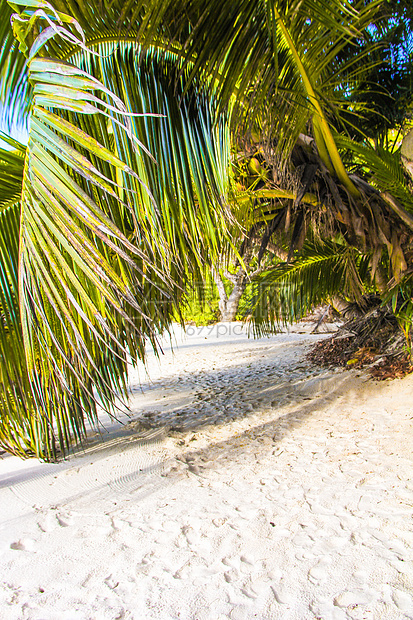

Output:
xmin=1 ymin=323 xmax=413 ymax=619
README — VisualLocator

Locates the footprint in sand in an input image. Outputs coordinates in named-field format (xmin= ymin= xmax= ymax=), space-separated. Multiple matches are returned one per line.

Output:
xmin=271 ymin=578 xmax=293 ymax=605
xmin=333 ymin=588 xmax=376 ymax=609
xmin=110 ymin=516 xmax=130 ymax=532
xmin=191 ymin=564 xmax=220 ymax=586
xmin=234 ymin=506 xmax=258 ymax=521
xmin=36 ymin=508 xmax=75 ymax=532
xmin=310 ymin=598 xmax=347 ymax=619
xmin=104 ymin=574 xmax=120 ymax=590
xmin=240 ymin=583 xmax=259 ymax=599
xmin=135 ymin=552 xmax=155 ymax=576
xmin=224 ymin=568 xmax=240 ymax=583
xmin=56 ymin=511 xmax=74 ymax=528
xmin=10 ymin=538 xmax=36 ymax=552
xmin=37 ymin=512 xmax=57 ymax=533
xmin=181 ymin=525 xmax=197 ymax=546
xmin=392 ymin=588 xmax=413 ymax=613
xmin=292 ymin=531 xmax=315 ymax=549
xmin=229 ymin=607 xmax=256 ymax=620
xmin=242 ymin=574 xmax=271 ymax=599
xmin=308 ymin=556 xmax=332 ymax=585
xmin=173 ymin=562 xmax=192 ymax=580
xmin=222 ymin=554 xmax=257 ymax=580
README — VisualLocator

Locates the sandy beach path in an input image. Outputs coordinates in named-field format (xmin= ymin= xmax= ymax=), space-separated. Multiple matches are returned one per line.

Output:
xmin=1 ymin=323 xmax=413 ymax=619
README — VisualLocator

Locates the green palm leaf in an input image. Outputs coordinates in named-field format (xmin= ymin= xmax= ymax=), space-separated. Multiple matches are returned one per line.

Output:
xmin=250 ymin=239 xmax=371 ymax=336
xmin=19 ymin=58 xmax=168 ymax=457
xmin=0 ymin=131 xmax=25 ymax=209
xmin=135 ymin=0 xmax=379 ymax=170
xmin=336 ymin=136 xmax=413 ymax=220
xmin=0 ymin=0 xmax=29 ymax=127
xmin=0 ymin=0 xmax=232 ymax=459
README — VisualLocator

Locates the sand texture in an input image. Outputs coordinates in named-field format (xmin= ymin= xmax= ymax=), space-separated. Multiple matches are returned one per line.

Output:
xmin=1 ymin=323 xmax=413 ymax=619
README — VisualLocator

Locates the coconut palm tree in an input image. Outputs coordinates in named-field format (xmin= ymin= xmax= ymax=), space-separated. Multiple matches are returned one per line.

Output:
xmin=0 ymin=0 xmax=412 ymax=459
xmin=135 ymin=0 xmax=413 ymax=324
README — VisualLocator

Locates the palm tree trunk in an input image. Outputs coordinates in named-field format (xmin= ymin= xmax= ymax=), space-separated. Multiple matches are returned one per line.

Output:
xmin=212 ymin=268 xmax=229 ymax=319
xmin=221 ymin=277 xmax=247 ymax=321
xmin=212 ymin=267 xmax=247 ymax=321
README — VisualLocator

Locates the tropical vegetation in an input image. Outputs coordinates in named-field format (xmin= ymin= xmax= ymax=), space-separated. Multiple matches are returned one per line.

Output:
xmin=0 ymin=0 xmax=412 ymax=459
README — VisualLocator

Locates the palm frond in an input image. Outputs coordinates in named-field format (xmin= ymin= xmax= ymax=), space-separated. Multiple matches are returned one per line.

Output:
xmin=0 ymin=131 xmax=25 ymax=210
xmin=337 ymin=135 xmax=413 ymax=219
xmin=0 ymin=0 xmax=29 ymax=128
xmin=0 ymin=201 xmax=43 ymax=458
xmin=0 ymin=1 xmax=232 ymax=459
xmin=85 ymin=45 xmax=231 ymax=265
xmin=249 ymin=239 xmax=371 ymax=336
xmin=0 ymin=3 xmax=178 ymax=458
xmin=134 ymin=0 xmax=380 ymax=163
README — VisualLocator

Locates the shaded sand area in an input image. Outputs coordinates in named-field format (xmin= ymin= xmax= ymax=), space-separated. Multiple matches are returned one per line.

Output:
xmin=1 ymin=324 xmax=413 ymax=619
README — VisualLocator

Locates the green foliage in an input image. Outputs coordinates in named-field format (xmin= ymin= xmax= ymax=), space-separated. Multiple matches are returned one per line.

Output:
xmin=249 ymin=240 xmax=371 ymax=336
xmin=178 ymin=276 xmax=258 ymax=325
xmin=179 ymin=277 xmax=221 ymax=326
xmin=337 ymin=135 xmax=413 ymax=214
xmin=0 ymin=0 xmax=231 ymax=459
xmin=343 ymin=0 xmax=413 ymax=144
xmin=384 ymin=273 xmax=413 ymax=356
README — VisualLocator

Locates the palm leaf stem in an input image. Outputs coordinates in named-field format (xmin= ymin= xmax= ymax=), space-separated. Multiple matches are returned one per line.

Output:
xmin=270 ymin=4 xmax=360 ymax=198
